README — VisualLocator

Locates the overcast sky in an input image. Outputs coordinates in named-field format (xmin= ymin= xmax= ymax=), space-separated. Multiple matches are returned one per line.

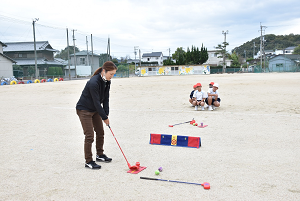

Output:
xmin=1 ymin=0 xmax=299 ymax=59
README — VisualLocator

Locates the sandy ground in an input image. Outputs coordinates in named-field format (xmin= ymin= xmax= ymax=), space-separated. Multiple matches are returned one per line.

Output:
xmin=0 ymin=72 xmax=300 ymax=201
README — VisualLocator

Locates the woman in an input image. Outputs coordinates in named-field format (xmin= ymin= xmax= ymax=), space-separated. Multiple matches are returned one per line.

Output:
xmin=76 ymin=61 xmax=117 ymax=169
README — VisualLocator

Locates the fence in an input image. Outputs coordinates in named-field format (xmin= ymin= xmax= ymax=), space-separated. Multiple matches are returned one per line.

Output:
xmin=115 ymin=63 xmax=130 ymax=78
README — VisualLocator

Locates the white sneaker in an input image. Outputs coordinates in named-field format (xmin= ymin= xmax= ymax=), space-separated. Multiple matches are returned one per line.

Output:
xmin=201 ymin=106 xmax=205 ymax=111
xmin=208 ymin=106 xmax=213 ymax=111
xmin=212 ymin=105 xmax=216 ymax=110
xmin=204 ymin=105 xmax=208 ymax=108
xmin=195 ymin=106 xmax=198 ymax=111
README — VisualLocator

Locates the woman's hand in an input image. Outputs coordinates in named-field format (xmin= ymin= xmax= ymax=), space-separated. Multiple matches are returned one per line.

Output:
xmin=103 ymin=118 xmax=110 ymax=126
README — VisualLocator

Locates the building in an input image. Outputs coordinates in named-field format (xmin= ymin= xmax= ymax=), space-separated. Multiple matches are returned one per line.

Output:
xmin=3 ymin=41 xmax=65 ymax=77
xmin=268 ymin=54 xmax=300 ymax=72
xmin=204 ymin=50 xmax=232 ymax=67
xmin=254 ymin=46 xmax=296 ymax=59
xmin=0 ymin=41 xmax=16 ymax=78
xmin=142 ymin=52 xmax=163 ymax=66
xmin=69 ymin=50 xmax=100 ymax=75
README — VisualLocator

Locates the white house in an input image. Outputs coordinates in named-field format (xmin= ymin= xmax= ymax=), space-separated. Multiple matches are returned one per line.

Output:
xmin=0 ymin=41 xmax=16 ymax=78
xmin=70 ymin=50 xmax=100 ymax=75
xmin=204 ymin=50 xmax=232 ymax=67
xmin=142 ymin=52 xmax=163 ymax=66
xmin=254 ymin=46 xmax=296 ymax=59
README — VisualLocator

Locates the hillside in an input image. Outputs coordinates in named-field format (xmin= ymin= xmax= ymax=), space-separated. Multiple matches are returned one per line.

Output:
xmin=232 ymin=34 xmax=300 ymax=58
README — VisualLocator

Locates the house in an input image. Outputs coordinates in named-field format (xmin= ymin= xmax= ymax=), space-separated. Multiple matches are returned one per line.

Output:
xmin=0 ymin=41 xmax=16 ymax=78
xmin=268 ymin=54 xmax=300 ymax=72
xmin=69 ymin=50 xmax=100 ymax=75
xmin=254 ymin=46 xmax=296 ymax=59
xmin=3 ymin=41 xmax=65 ymax=77
xmin=204 ymin=50 xmax=232 ymax=67
xmin=142 ymin=52 xmax=163 ymax=66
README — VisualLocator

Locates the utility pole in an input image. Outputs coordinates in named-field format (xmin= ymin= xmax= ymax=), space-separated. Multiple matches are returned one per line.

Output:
xmin=139 ymin=49 xmax=141 ymax=66
xmin=91 ymin=34 xmax=94 ymax=72
xmin=169 ymin=48 xmax=171 ymax=59
xmin=107 ymin=37 xmax=110 ymax=61
xmin=86 ymin=36 xmax=89 ymax=66
xmin=66 ymin=28 xmax=71 ymax=80
xmin=222 ymin=30 xmax=228 ymax=73
xmin=32 ymin=18 xmax=39 ymax=79
xmin=134 ymin=46 xmax=139 ymax=72
xmin=253 ymin=42 xmax=256 ymax=59
xmin=72 ymin=29 xmax=77 ymax=78
xmin=260 ymin=23 xmax=267 ymax=72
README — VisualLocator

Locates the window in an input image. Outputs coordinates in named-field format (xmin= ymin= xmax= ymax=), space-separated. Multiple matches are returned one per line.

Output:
xmin=156 ymin=57 xmax=159 ymax=59
xmin=18 ymin=54 xmax=27 ymax=58
xmin=80 ymin=58 xmax=85 ymax=65
xmin=276 ymin=63 xmax=283 ymax=67
xmin=148 ymin=68 xmax=152 ymax=71
xmin=147 ymin=58 xmax=150 ymax=61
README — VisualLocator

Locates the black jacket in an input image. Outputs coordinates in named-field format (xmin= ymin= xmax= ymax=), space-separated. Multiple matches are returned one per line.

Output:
xmin=76 ymin=72 xmax=110 ymax=120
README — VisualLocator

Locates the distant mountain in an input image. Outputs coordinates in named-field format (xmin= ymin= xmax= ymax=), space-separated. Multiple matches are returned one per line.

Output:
xmin=232 ymin=34 xmax=300 ymax=58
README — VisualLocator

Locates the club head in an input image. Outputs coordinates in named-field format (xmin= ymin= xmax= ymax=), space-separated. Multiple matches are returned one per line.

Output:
xmin=129 ymin=165 xmax=139 ymax=170
xmin=168 ymin=125 xmax=173 ymax=127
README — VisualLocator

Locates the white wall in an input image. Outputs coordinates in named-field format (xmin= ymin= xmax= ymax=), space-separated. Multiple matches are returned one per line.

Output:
xmin=142 ymin=54 xmax=163 ymax=66
xmin=0 ymin=57 xmax=14 ymax=78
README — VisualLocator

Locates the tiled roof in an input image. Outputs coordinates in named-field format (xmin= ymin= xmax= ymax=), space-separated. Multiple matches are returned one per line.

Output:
xmin=0 ymin=41 xmax=7 ymax=47
xmin=12 ymin=58 xmax=65 ymax=66
xmin=70 ymin=50 xmax=100 ymax=57
xmin=285 ymin=46 xmax=296 ymax=50
xmin=3 ymin=41 xmax=57 ymax=52
xmin=142 ymin=52 xmax=163 ymax=57
xmin=271 ymin=54 xmax=300 ymax=60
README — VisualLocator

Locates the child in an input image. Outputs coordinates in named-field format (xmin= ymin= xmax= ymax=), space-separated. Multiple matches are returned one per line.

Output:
xmin=192 ymin=83 xmax=207 ymax=111
xmin=189 ymin=84 xmax=197 ymax=106
xmin=206 ymin=83 xmax=221 ymax=111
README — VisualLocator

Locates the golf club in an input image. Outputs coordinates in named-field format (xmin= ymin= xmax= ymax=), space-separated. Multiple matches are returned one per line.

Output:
xmin=107 ymin=125 xmax=139 ymax=170
xmin=140 ymin=177 xmax=210 ymax=190
xmin=169 ymin=118 xmax=194 ymax=127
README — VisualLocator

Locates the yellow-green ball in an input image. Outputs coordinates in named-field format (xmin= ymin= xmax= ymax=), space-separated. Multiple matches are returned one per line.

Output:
xmin=155 ymin=170 xmax=160 ymax=175
xmin=193 ymin=123 xmax=196 ymax=126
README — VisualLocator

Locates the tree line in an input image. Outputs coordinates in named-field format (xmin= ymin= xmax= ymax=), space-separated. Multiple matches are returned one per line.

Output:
xmin=164 ymin=44 xmax=208 ymax=65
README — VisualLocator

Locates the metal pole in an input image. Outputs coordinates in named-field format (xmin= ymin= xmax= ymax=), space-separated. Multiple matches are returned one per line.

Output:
xmin=66 ymin=28 xmax=71 ymax=80
xmin=139 ymin=49 xmax=141 ymax=66
xmin=33 ymin=18 xmax=39 ymax=79
xmin=91 ymin=34 xmax=94 ymax=72
xmin=72 ymin=29 xmax=77 ymax=78
xmin=222 ymin=30 xmax=228 ymax=73
xmin=86 ymin=36 xmax=89 ymax=66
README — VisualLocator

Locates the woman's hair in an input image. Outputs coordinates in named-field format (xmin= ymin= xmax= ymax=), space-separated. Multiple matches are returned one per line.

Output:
xmin=92 ymin=61 xmax=118 ymax=77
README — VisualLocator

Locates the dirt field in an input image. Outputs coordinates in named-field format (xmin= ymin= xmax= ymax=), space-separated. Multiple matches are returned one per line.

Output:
xmin=0 ymin=72 xmax=300 ymax=200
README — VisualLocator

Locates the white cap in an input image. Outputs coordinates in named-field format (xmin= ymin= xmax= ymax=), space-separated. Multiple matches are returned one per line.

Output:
xmin=213 ymin=83 xmax=219 ymax=88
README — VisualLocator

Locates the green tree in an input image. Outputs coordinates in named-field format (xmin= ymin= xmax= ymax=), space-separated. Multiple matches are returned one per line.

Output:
xmin=216 ymin=41 xmax=229 ymax=73
xmin=55 ymin=46 xmax=80 ymax=60
xmin=186 ymin=47 xmax=192 ymax=64
xmin=13 ymin=65 xmax=22 ymax=70
xmin=293 ymin=45 xmax=300 ymax=54
xmin=172 ymin=47 xmax=186 ymax=65
xmin=99 ymin=54 xmax=112 ymax=67
xmin=229 ymin=52 xmax=241 ymax=68
xmin=111 ymin=58 xmax=118 ymax=64
xmin=27 ymin=66 xmax=35 ymax=76
xmin=199 ymin=44 xmax=208 ymax=64
xmin=163 ymin=58 xmax=175 ymax=66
